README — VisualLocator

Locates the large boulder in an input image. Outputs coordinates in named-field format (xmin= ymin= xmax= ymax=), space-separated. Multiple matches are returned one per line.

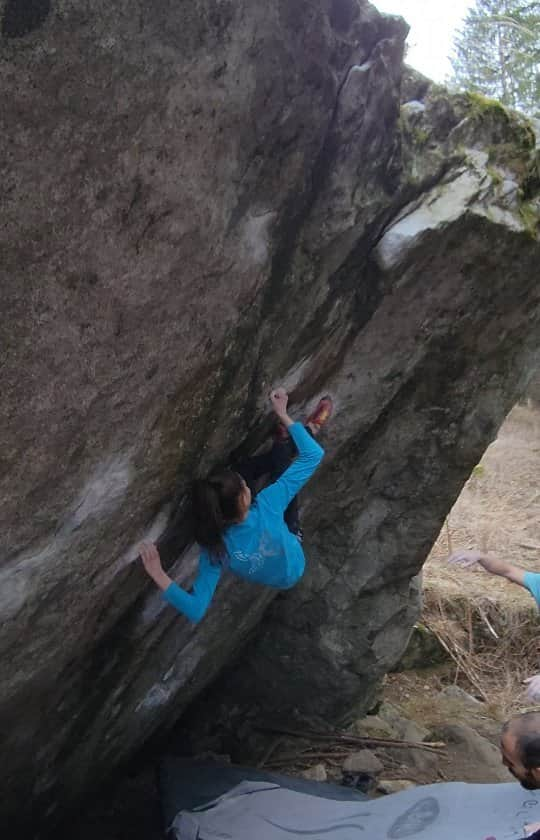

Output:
xmin=1 ymin=0 xmax=539 ymax=834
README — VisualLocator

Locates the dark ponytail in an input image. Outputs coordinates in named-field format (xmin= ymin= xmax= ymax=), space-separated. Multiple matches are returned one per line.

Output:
xmin=191 ymin=470 xmax=244 ymax=562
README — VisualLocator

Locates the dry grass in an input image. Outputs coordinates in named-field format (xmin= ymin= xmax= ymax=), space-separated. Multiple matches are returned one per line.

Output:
xmin=422 ymin=582 xmax=539 ymax=715
xmin=421 ymin=404 xmax=540 ymax=718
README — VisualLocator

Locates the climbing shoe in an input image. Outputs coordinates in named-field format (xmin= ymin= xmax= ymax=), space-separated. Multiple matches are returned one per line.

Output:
xmin=306 ymin=395 xmax=333 ymax=432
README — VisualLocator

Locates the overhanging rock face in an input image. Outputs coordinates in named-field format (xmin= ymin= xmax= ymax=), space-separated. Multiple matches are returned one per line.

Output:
xmin=1 ymin=0 xmax=539 ymax=834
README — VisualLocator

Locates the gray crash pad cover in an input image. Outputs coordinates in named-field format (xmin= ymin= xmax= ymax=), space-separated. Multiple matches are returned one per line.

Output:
xmin=171 ymin=779 xmax=540 ymax=839
xmin=158 ymin=758 xmax=366 ymax=828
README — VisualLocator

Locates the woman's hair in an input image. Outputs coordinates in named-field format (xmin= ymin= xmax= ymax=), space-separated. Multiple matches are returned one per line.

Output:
xmin=191 ymin=470 xmax=244 ymax=562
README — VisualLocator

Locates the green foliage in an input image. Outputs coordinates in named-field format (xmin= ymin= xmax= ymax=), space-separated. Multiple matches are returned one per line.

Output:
xmin=467 ymin=91 xmax=510 ymax=118
xmin=413 ymin=126 xmax=430 ymax=145
xmin=486 ymin=165 xmax=504 ymax=185
xmin=450 ymin=0 xmax=540 ymax=117
xmin=519 ymin=201 xmax=540 ymax=236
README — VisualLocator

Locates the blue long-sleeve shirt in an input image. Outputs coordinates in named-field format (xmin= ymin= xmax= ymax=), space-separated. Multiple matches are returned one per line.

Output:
xmin=162 ymin=422 xmax=324 ymax=622
xmin=523 ymin=572 xmax=540 ymax=608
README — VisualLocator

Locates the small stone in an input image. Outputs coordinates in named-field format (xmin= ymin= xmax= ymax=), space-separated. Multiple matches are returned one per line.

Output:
xmin=439 ymin=685 xmax=482 ymax=706
xmin=377 ymin=703 xmax=430 ymax=743
xmin=302 ymin=764 xmax=327 ymax=782
xmin=377 ymin=779 xmax=417 ymax=795
xmin=377 ymin=702 xmax=405 ymax=727
xmin=351 ymin=715 xmax=397 ymax=739
xmin=400 ymin=720 xmax=431 ymax=744
xmin=342 ymin=750 xmax=384 ymax=776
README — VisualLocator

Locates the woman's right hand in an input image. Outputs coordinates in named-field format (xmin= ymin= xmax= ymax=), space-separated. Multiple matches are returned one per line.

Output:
xmin=270 ymin=387 xmax=289 ymax=420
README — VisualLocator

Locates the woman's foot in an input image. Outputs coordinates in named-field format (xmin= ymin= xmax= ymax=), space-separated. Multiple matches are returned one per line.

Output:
xmin=306 ymin=395 xmax=333 ymax=435
xmin=273 ymin=394 xmax=334 ymax=440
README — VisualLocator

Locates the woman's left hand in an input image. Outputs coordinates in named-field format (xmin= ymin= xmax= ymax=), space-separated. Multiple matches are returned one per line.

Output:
xmin=139 ymin=542 xmax=163 ymax=579
xmin=139 ymin=542 xmax=173 ymax=591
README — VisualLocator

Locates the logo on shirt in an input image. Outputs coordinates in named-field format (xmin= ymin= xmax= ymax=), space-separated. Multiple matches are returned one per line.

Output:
xmin=231 ymin=532 xmax=279 ymax=576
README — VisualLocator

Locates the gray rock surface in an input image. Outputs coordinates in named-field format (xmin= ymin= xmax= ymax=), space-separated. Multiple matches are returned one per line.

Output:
xmin=1 ymin=0 xmax=539 ymax=833
xmin=432 ymin=724 xmax=513 ymax=783
xmin=352 ymin=715 xmax=397 ymax=739
xmin=439 ymin=686 xmax=483 ymax=707
xmin=525 ymin=370 xmax=540 ymax=405
xmin=378 ymin=703 xmax=431 ymax=743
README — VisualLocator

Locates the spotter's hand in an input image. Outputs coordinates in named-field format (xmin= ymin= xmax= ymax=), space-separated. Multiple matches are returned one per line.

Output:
xmin=447 ymin=550 xmax=483 ymax=568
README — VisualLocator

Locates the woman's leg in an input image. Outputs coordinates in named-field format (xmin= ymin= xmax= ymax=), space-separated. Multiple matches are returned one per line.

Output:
xmin=238 ymin=401 xmax=331 ymax=537
xmin=236 ymin=439 xmax=301 ymax=534
xmin=235 ymin=450 xmax=274 ymax=495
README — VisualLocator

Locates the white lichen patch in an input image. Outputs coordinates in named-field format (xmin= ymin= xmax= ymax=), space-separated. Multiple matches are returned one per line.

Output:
xmin=100 ymin=505 xmax=172 ymax=586
xmin=402 ymin=100 xmax=426 ymax=115
xmin=0 ymin=455 xmax=134 ymax=623
xmin=278 ymin=356 xmax=312 ymax=395
xmin=134 ymin=642 xmax=206 ymax=713
xmin=0 ymin=554 xmax=43 ymax=623
xmin=376 ymin=151 xmax=528 ymax=271
xmin=135 ymin=683 xmax=171 ymax=712
xmin=240 ymin=211 xmax=276 ymax=266
xmin=376 ymin=170 xmax=484 ymax=271
xmin=63 ymin=456 xmax=134 ymax=534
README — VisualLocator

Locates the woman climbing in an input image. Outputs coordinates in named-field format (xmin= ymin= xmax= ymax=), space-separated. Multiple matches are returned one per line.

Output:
xmin=139 ymin=388 xmax=332 ymax=622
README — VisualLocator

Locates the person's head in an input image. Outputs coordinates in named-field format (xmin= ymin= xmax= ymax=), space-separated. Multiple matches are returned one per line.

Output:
xmin=501 ymin=712 xmax=540 ymax=789
xmin=191 ymin=470 xmax=251 ymax=560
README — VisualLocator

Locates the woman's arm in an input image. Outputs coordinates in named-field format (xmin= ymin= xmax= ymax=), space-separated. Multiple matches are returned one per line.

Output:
xmin=257 ymin=389 xmax=324 ymax=514
xmin=139 ymin=542 xmax=222 ymax=623
xmin=258 ymin=423 xmax=324 ymax=513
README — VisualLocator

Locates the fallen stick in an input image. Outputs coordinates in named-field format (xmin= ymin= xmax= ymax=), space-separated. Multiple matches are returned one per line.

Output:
xmin=256 ymin=724 xmax=446 ymax=753
xmin=424 ymin=623 xmax=490 ymax=704
xmin=257 ymin=736 xmax=284 ymax=769
xmin=265 ymin=750 xmax=354 ymax=766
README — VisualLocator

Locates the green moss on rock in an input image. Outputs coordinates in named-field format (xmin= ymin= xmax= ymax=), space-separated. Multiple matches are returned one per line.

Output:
xmin=519 ymin=202 xmax=540 ymax=238
xmin=466 ymin=91 xmax=509 ymax=121
xmin=393 ymin=623 xmax=449 ymax=672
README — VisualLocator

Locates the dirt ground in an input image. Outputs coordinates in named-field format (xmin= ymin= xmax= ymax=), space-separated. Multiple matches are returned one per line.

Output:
xmin=422 ymin=403 xmax=540 ymax=714
xmin=63 ymin=403 xmax=540 ymax=836
xmin=427 ymin=403 xmax=540 ymax=605
xmin=376 ymin=402 xmax=540 ymax=785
